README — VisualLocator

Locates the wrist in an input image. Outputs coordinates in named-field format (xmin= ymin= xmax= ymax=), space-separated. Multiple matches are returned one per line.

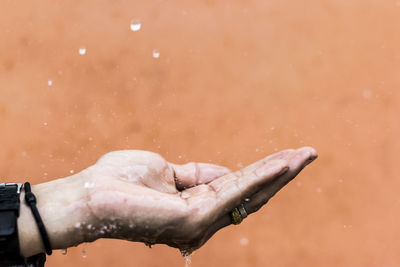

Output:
xmin=18 ymin=173 xmax=92 ymax=257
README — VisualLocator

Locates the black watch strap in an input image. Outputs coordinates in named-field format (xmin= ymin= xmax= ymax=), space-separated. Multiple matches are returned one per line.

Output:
xmin=0 ymin=183 xmax=46 ymax=267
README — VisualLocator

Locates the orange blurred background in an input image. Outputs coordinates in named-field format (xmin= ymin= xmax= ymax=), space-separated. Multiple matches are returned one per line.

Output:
xmin=1 ymin=0 xmax=400 ymax=266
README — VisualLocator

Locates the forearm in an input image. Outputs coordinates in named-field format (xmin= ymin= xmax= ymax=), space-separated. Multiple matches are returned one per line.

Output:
xmin=17 ymin=173 xmax=92 ymax=257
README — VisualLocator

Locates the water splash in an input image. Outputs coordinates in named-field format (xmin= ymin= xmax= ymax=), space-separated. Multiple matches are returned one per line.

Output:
xmin=152 ymin=49 xmax=160 ymax=59
xmin=130 ymin=19 xmax=141 ymax=32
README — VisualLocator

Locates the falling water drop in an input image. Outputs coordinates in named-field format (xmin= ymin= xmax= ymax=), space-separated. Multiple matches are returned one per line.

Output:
xmin=78 ymin=47 xmax=87 ymax=55
xmin=152 ymin=49 xmax=160 ymax=59
xmin=240 ymin=237 xmax=249 ymax=246
xmin=81 ymin=248 xmax=87 ymax=258
xmin=130 ymin=19 xmax=142 ymax=32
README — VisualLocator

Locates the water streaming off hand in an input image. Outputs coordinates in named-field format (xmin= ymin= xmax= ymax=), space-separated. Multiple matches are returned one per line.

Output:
xmin=180 ymin=250 xmax=192 ymax=267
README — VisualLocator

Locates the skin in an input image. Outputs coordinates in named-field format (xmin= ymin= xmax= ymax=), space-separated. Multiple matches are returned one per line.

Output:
xmin=17 ymin=146 xmax=317 ymax=257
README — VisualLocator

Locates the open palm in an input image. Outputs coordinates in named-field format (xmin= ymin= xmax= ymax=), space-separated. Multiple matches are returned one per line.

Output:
xmin=81 ymin=147 xmax=317 ymax=252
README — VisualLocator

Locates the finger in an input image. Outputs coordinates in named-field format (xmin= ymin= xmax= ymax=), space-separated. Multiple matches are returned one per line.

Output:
xmin=204 ymin=158 xmax=290 ymax=220
xmin=237 ymin=149 xmax=294 ymax=176
xmin=245 ymin=146 xmax=317 ymax=213
xmin=170 ymin=162 xmax=231 ymax=190
xmin=199 ymin=147 xmax=318 ymax=239
xmin=184 ymin=158 xmax=291 ymax=249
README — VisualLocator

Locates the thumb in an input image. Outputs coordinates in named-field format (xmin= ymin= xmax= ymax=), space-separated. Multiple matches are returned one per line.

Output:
xmin=169 ymin=162 xmax=231 ymax=190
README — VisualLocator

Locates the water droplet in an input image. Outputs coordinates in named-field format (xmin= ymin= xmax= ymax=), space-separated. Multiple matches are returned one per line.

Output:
xmin=43 ymin=122 xmax=48 ymax=126
xmin=61 ymin=249 xmax=67 ymax=255
xmin=70 ymin=169 xmax=74 ymax=174
xmin=84 ymin=182 xmax=95 ymax=188
xmin=152 ymin=49 xmax=160 ymax=58
xmin=362 ymin=89 xmax=372 ymax=99
xmin=244 ymin=198 xmax=250 ymax=202
xmin=47 ymin=80 xmax=53 ymax=86
xmin=240 ymin=237 xmax=249 ymax=246
xmin=81 ymin=248 xmax=87 ymax=258
xmin=130 ymin=19 xmax=142 ymax=32
xmin=78 ymin=47 xmax=87 ymax=55
xmin=75 ymin=222 xmax=81 ymax=228
xmin=181 ymin=192 xmax=190 ymax=199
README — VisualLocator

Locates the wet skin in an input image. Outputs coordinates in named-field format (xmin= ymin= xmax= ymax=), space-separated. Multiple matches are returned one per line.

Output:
xmin=17 ymin=147 xmax=317 ymax=257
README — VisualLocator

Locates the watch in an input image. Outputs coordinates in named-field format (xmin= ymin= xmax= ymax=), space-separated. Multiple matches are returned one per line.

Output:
xmin=0 ymin=183 xmax=46 ymax=267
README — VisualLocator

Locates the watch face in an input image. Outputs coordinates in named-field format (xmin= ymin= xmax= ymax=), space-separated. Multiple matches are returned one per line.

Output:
xmin=0 ymin=183 xmax=22 ymax=193
xmin=0 ymin=183 xmax=23 ymax=262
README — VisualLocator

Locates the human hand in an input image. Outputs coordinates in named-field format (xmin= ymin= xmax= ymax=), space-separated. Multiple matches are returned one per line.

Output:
xmin=17 ymin=147 xmax=317 ymax=257
xmin=83 ymin=147 xmax=317 ymax=253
